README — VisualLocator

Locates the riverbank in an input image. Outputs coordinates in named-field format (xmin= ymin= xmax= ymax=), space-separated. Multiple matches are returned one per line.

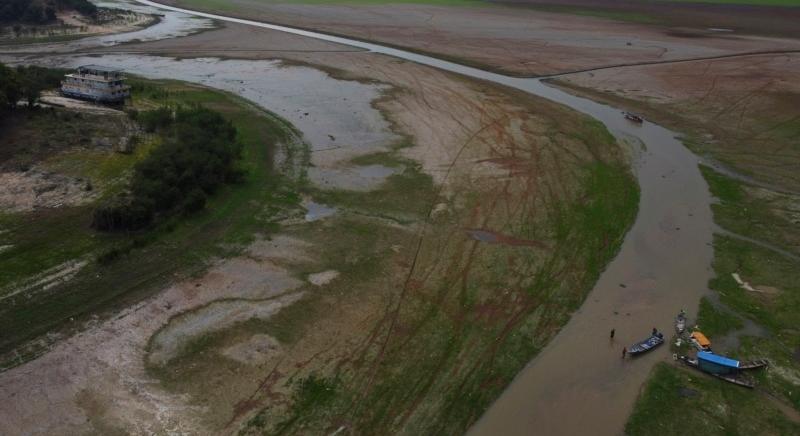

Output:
xmin=0 ymin=14 xmax=645 ymax=435
xmin=157 ymin=0 xmax=800 ymax=76
xmin=0 ymin=3 xmax=158 ymax=45
xmin=548 ymin=50 xmax=800 ymax=433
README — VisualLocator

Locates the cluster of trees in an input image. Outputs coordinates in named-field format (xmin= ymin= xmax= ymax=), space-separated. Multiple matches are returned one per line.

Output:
xmin=92 ymin=106 xmax=244 ymax=232
xmin=0 ymin=62 xmax=65 ymax=116
xmin=0 ymin=0 xmax=97 ymax=25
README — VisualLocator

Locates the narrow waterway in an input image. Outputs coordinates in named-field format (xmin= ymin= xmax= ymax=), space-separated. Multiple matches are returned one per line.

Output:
xmin=24 ymin=1 xmax=716 ymax=433
xmin=130 ymin=1 xmax=713 ymax=434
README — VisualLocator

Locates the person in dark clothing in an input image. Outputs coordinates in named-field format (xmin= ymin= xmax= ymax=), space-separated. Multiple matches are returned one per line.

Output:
xmin=622 ymin=347 xmax=627 ymax=358
xmin=610 ymin=329 xmax=615 ymax=339
xmin=652 ymin=327 xmax=658 ymax=336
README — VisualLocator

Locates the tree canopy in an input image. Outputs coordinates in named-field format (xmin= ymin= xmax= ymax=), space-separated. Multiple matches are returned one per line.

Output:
xmin=92 ymin=106 xmax=244 ymax=232
xmin=0 ymin=0 xmax=97 ymax=25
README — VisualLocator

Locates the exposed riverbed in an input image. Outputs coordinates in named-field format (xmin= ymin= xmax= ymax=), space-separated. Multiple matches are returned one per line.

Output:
xmin=2 ymin=0 xmax=716 ymax=433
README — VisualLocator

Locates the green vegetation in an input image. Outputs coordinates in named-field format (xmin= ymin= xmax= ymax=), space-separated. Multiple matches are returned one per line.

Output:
xmin=696 ymin=297 xmax=743 ymax=338
xmin=627 ymin=166 xmax=800 ymax=433
xmin=626 ymin=363 xmax=800 ymax=435
xmin=0 ymin=0 xmax=97 ymax=25
xmin=92 ymin=106 xmax=243 ymax=231
xmin=239 ymin=147 xmax=638 ymax=434
xmin=0 ymin=63 xmax=65 ymax=112
xmin=0 ymin=77 xmax=304 ymax=364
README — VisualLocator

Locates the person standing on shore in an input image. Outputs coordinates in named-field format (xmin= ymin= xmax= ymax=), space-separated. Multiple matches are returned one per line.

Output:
xmin=610 ymin=329 xmax=615 ymax=339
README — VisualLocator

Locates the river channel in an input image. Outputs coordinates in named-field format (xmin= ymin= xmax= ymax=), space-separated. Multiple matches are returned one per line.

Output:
xmin=6 ymin=1 xmax=716 ymax=433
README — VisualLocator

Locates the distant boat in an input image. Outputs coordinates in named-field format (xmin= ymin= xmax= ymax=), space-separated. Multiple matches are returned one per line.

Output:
xmin=627 ymin=332 xmax=664 ymax=356
xmin=675 ymin=310 xmax=687 ymax=334
xmin=624 ymin=112 xmax=644 ymax=123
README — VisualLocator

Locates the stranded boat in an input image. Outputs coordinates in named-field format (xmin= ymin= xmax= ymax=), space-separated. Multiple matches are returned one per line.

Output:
xmin=624 ymin=112 xmax=644 ymax=123
xmin=675 ymin=310 xmax=687 ymax=334
xmin=627 ymin=331 xmax=664 ymax=356
xmin=678 ymin=352 xmax=768 ymax=389
xmin=690 ymin=331 xmax=712 ymax=351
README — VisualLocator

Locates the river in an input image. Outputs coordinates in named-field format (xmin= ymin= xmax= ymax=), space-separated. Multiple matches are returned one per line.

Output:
xmin=9 ymin=1 xmax=716 ymax=433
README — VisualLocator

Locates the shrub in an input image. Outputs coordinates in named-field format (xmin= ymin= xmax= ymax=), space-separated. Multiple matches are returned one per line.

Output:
xmin=92 ymin=106 xmax=244 ymax=232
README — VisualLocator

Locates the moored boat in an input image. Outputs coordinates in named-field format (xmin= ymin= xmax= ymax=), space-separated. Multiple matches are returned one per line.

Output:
xmin=624 ymin=112 xmax=644 ymax=123
xmin=675 ymin=310 xmax=687 ymax=334
xmin=627 ymin=332 xmax=664 ymax=356
xmin=690 ymin=331 xmax=711 ymax=351
xmin=677 ymin=353 xmax=757 ymax=388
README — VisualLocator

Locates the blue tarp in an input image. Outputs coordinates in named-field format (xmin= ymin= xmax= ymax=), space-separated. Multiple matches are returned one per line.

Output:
xmin=698 ymin=351 xmax=739 ymax=368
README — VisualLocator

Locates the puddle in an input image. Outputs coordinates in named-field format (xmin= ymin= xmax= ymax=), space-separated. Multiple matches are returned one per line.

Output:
xmin=4 ymin=55 xmax=400 ymax=190
xmin=304 ymin=200 xmax=337 ymax=222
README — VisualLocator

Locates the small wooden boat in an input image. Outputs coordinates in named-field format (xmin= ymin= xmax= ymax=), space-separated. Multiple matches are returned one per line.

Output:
xmin=739 ymin=358 xmax=769 ymax=370
xmin=628 ymin=332 xmax=664 ymax=356
xmin=677 ymin=354 xmax=756 ymax=388
xmin=624 ymin=112 xmax=644 ymax=123
xmin=675 ymin=310 xmax=687 ymax=334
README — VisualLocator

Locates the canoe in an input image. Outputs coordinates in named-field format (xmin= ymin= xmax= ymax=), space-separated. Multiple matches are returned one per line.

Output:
xmin=675 ymin=310 xmax=687 ymax=334
xmin=624 ymin=112 xmax=644 ymax=123
xmin=627 ymin=333 xmax=664 ymax=356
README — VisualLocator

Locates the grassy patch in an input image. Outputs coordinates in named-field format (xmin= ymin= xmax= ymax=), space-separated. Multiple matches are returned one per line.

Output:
xmin=700 ymin=165 xmax=800 ymax=257
xmin=311 ymin=152 xmax=435 ymax=223
xmin=626 ymin=363 xmax=800 ymax=436
xmin=696 ymin=296 xmax=743 ymax=338
xmin=0 ymin=79 xmax=304 ymax=363
xmin=628 ymin=156 xmax=800 ymax=432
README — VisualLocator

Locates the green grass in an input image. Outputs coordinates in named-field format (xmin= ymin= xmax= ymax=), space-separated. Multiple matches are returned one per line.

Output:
xmin=627 ymin=165 xmax=800 ymax=433
xmin=696 ymin=296 xmax=743 ymax=338
xmin=311 ymin=151 xmax=435 ymax=224
xmin=700 ymin=165 xmax=800 ymax=257
xmin=626 ymin=363 xmax=800 ymax=436
xmin=245 ymin=158 xmax=638 ymax=434
xmin=0 ymin=80 xmax=305 ymax=363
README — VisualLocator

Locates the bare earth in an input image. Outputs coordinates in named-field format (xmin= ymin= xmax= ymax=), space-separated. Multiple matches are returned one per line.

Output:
xmin=556 ymin=53 xmax=800 ymax=192
xmin=163 ymin=0 xmax=800 ymax=76
xmin=0 ymin=19 xmax=629 ymax=433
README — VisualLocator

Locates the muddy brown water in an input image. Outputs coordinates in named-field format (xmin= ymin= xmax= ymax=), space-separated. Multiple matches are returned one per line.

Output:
xmin=13 ymin=1 xmax=716 ymax=433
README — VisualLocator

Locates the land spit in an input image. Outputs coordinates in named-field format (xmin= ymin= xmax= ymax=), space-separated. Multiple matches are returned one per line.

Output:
xmin=0 ymin=0 xmax=720 ymax=434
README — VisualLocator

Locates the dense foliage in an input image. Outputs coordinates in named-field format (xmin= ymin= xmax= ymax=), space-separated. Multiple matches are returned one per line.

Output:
xmin=92 ymin=106 xmax=244 ymax=231
xmin=0 ymin=62 xmax=65 ymax=114
xmin=0 ymin=0 xmax=97 ymax=25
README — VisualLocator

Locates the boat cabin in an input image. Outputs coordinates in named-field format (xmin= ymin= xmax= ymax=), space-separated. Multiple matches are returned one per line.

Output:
xmin=690 ymin=331 xmax=711 ymax=351
xmin=61 ymin=65 xmax=131 ymax=104
xmin=698 ymin=352 xmax=740 ymax=375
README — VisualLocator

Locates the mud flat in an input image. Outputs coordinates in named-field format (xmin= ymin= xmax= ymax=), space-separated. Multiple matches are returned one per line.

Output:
xmin=1 ymin=1 xmax=718 ymax=434
xmin=108 ymin=4 xmax=712 ymax=433
xmin=161 ymin=0 xmax=800 ymax=75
